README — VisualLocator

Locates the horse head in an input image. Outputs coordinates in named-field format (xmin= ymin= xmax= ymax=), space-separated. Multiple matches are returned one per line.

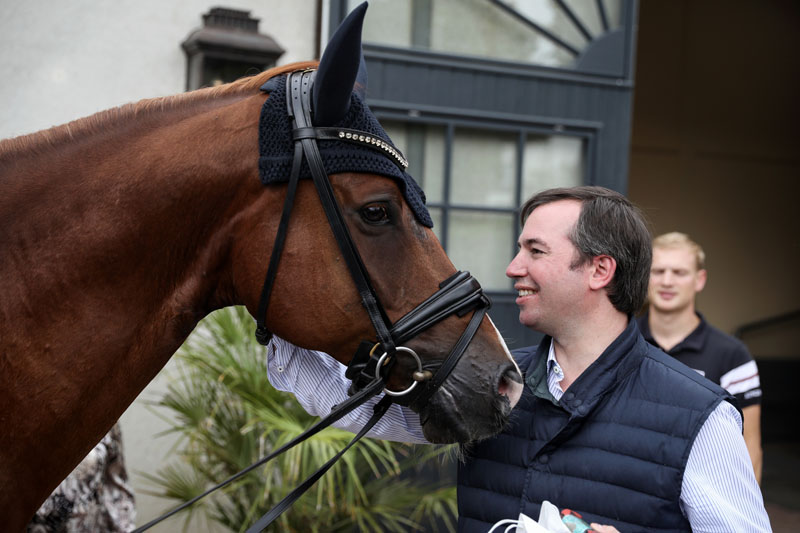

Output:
xmin=232 ymin=2 xmax=523 ymax=443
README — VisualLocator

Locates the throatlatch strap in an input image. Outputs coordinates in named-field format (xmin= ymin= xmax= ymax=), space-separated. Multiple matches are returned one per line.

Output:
xmin=254 ymin=139 xmax=304 ymax=345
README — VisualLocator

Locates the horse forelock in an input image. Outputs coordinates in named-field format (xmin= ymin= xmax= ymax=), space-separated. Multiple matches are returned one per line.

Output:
xmin=0 ymin=60 xmax=318 ymax=159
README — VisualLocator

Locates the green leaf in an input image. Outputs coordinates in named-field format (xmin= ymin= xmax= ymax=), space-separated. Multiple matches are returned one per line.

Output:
xmin=142 ymin=307 xmax=458 ymax=532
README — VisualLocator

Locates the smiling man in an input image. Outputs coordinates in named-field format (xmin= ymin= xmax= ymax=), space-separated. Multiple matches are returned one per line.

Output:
xmin=268 ymin=187 xmax=771 ymax=532
xmin=637 ymin=232 xmax=763 ymax=483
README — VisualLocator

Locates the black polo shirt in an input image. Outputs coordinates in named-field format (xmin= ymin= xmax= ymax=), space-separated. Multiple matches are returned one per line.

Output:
xmin=637 ymin=312 xmax=762 ymax=408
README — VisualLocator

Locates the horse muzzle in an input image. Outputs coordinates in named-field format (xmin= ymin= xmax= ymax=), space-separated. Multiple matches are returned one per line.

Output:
xmin=416 ymin=361 xmax=523 ymax=444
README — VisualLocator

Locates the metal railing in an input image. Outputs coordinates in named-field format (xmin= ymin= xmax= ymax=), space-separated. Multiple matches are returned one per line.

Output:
xmin=734 ymin=309 xmax=800 ymax=339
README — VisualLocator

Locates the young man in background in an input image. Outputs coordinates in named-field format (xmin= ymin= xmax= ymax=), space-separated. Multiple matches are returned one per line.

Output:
xmin=638 ymin=232 xmax=763 ymax=482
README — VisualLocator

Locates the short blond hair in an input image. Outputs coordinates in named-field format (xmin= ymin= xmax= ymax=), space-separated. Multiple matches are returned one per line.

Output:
xmin=652 ymin=232 xmax=705 ymax=270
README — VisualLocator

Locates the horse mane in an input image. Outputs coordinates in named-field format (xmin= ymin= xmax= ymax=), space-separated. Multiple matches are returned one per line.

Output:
xmin=0 ymin=60 xmax=318 ymax=158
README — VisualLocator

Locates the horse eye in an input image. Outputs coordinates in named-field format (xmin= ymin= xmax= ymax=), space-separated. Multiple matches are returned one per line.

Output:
xmin=360 ymin=204 xmax=390 ymax=224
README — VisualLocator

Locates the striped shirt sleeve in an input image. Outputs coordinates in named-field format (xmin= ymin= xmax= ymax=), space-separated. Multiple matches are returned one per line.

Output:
xmin=267 ymin=336 xmax=428 ymax=444
xmin=681 ymin=400 xmax=772 ymax=532
xmin=549 ymin=340 xmax=770 ymax=531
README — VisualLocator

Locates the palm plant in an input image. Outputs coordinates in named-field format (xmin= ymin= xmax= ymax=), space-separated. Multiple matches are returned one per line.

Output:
xmin=143 ymin=306 xmax=457 ymax=532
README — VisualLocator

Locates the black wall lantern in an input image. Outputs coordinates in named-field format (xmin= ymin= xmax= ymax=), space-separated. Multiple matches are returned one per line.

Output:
xmin=182 ymin=7 xmax=285 ymax=91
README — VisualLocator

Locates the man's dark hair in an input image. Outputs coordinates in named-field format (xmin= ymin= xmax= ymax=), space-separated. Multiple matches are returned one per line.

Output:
xmin=520 ymin=186 xmax=652 ymax=315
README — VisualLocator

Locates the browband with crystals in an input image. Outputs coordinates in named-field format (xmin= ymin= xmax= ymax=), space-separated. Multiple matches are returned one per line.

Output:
xmin=293 ymin=126 xmax=409 ymax=170
xmin=259 ymin=69 xmax=433 ymax=228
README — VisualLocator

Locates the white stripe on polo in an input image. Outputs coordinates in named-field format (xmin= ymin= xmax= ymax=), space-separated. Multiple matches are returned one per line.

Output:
xmin=720 ymin=360 xmax=760 ymax=395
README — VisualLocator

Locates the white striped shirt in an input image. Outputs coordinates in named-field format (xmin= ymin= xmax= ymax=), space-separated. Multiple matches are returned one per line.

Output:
xmin=268 ymin=337 xmax=772 ymax=532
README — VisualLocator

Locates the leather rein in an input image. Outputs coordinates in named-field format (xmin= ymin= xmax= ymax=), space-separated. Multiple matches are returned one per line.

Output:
xmin=133 ymin=69 xmax=490 ymax=532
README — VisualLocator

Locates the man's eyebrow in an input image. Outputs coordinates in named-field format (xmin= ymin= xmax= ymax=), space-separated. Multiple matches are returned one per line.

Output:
xmin=519 ymin=237 xmax=550 ymax=251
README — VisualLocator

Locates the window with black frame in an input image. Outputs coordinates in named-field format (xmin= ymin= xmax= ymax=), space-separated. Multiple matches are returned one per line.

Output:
xmin=382 ymin=120 xmax=584 ymax=290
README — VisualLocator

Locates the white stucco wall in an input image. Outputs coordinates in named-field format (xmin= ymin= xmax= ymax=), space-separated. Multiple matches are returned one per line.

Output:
xmin=0 ymin=1 xmax=321 ymax=530
xmin=0 ymin=0 xmax=319 ymax=138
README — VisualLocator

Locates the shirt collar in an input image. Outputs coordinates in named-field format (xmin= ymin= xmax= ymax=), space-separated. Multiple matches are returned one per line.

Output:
xmin=525 ymin=319 xmax=645 ymax=412
xmin=640 ymin=311 xmax=708 ymax=353
xmin=547 ymin=340 xmax=565 ymax=400
xmin=524 ymin=338 xmax=560 ymax=406
xmin=678 ymin=312 xmax=708 ymax=352
xmin=546 ymin=339 xmax=559 ymax=373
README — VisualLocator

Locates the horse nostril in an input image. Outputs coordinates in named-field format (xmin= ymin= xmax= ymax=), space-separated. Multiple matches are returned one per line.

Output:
xmin=498 ymin=367 xmax=523 ymax=408
xmin=498 ymin=375 xmax=511 ymax=396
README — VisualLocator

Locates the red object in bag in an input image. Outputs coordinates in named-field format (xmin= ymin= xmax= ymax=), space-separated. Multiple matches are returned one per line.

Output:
xmin=560 ymin=508 xmax=598 ymax=533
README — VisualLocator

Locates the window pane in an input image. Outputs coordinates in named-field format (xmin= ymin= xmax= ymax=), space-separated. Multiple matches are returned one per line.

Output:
xmin=563 ymin=0 xmax=603 ymax=37
xmin=429 ymin=0 xmax=574 ymax=67
xmin=606 ymin=0 xmax=624 ymax=29
xmin=561 ymin=0 xmax=623 ymax=35
xmin=352 ymin=0 xmax=628 ymax=68
xmin=447 ymin=210 xmax=513 ymax=291
xmin=451 ymin=127 xmax=517 ymax=208
xmin=502 ymin=0 xmax=587 ymax=49
xmin=522 ymin=135 xmax=584 ymax=200
xmin=382 ymin=121 xmax=445 ymax=204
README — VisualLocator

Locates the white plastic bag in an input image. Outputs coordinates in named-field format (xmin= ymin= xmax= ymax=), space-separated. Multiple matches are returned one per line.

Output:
xmin=487 ymin=500 xmax=571 ymax=533
xmin=537 ymin=501 xmax=571 ymax=532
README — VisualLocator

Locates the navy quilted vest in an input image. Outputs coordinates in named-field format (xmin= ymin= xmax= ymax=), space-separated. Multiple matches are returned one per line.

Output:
xmin=456 ymin=320 xmax=734 ymax=532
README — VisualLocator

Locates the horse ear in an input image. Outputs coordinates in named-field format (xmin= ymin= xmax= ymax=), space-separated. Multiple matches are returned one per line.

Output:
xmin=312 ymin=1 xmax=368 ymax=126
xmin=354 ymin=55 xmax=368 ymax=100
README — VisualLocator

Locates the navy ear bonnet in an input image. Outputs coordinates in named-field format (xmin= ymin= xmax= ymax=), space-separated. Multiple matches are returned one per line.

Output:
xmin=257 ymin=74 xmax=433 ymax=228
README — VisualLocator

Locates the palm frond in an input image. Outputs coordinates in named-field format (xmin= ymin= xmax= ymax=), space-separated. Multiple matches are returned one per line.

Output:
xmin=144 ymin=307 xmax=458 ymax=532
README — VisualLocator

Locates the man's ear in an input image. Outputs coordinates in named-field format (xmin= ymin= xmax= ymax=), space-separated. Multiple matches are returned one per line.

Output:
xmin=589 ymin=255 xmax=617 ymax=290
xmin=695 ymin=269 xmax=707 ymax=293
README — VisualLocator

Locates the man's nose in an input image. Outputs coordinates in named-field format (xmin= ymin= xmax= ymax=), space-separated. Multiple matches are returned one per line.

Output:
xmin=506 ymin=252 xmax=524 ymax=279
xmin=662 ymin=271 xmax=674 ymax=285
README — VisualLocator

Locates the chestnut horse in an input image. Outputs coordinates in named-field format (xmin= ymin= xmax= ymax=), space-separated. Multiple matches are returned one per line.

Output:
xmin=0 ymin=57 xmax=525 ymax=528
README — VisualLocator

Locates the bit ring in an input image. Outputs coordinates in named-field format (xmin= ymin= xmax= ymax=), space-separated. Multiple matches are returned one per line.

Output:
xmin=375 ymin=346 xmax=423 ymax=397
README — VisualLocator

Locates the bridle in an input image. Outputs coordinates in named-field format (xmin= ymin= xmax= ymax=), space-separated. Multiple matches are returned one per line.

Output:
xmin=133 ymin=69 xmax=491 ymax=532
xmin=254 ymin=69 xmax=490 ymax=408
